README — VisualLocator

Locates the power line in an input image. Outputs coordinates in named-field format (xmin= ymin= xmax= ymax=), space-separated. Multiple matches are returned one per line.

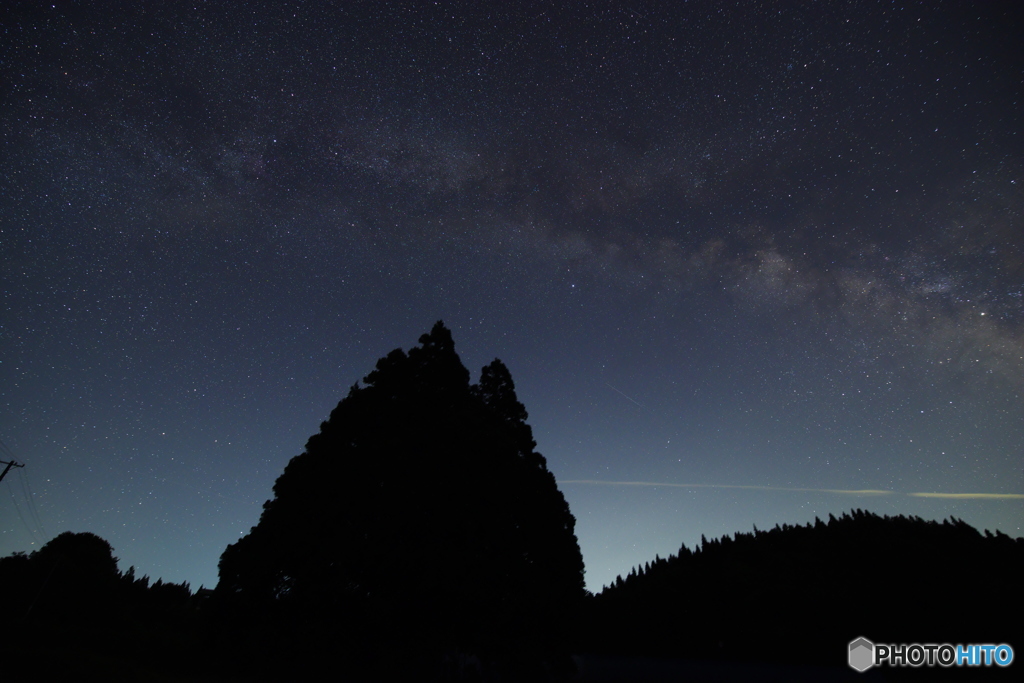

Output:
xmin=21 ymin=469 xmax=48 ymax=538
xmin=1 ymin=435 xmax=49 ymax=542
xmin=18 ymin=469 xmax=47 ymax=538
xmin=6 ymin=477 xmax=40 ymax=545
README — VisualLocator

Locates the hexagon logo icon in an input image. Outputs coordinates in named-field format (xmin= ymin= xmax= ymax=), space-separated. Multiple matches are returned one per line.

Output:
xmin=849 ymin=637 xmax=874 ymax=672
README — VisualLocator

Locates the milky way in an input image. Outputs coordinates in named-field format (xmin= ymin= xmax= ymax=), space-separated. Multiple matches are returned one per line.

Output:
xmin=2 ymin=1 xmax=1021 ymax=591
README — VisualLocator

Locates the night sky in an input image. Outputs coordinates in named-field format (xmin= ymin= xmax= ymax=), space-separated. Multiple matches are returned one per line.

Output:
xmin=2 ymin=1 xmax=1022 ymax=594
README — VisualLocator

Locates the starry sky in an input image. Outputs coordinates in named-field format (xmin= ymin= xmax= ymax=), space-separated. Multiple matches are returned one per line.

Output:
xmin=2 ymin=1 xmax=1022 ymax=593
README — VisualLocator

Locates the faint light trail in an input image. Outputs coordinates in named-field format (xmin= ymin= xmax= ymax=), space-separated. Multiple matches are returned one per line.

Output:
xmin=908 ymin=492 xmax=1024 ymax=500
xmin=559 ymin=480 xmax=1024 ymax=499
xmin=606 ymin=383 xmax=644 ymax=409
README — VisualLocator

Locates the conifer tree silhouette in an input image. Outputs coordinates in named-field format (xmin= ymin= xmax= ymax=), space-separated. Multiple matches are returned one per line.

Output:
xmin=216 ymin=322 xmax=585 ymax=671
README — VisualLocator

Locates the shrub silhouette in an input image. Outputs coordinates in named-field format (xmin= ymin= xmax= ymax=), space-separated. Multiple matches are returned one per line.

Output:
xmin=216 ymin=321 xmax=585 ymax=674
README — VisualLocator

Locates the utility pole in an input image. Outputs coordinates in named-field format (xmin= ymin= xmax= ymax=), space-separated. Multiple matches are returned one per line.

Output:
xmin=0 ymin=459 xmax=24 ymax=483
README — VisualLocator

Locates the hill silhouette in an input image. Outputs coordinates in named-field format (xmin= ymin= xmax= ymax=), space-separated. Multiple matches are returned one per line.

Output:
xmin=582 ymin=509 xmax=1023 ymax=674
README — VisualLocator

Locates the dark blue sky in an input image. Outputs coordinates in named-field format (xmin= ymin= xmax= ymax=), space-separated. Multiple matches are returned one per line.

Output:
xmin=2 ymin=0 xmax=1022 ymax=592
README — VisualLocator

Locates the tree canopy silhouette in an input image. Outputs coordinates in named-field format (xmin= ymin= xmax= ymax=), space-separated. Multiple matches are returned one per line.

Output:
xmin=0 ymin=532 xmax=200 ymax=682
xmin=1 ymin=531 xmax=122 ymax=625
xmin=33 ymin=530 xmax=121 ymax=582
xmin=216 ymin=321 xmax=585 ymax=667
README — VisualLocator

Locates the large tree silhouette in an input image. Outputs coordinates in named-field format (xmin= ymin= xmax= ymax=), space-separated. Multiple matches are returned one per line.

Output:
xmin=216 ymin=322 xmax=585 ymax=671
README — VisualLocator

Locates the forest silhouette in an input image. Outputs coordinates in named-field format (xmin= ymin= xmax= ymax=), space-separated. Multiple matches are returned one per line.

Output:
xmin=584 ymin=509 xmax=1023 ymax=674
xmin=2 ymin=323 xmax=1020 ymax=681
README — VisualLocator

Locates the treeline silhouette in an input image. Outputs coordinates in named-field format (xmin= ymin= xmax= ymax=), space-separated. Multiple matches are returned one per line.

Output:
xmin=583 ymin=509 xmax=1024 ymax=669
xmin=1 ymin=325 xmax=1020 ymax=681
xmin=0 ymin=531 xmax=199 ymax=681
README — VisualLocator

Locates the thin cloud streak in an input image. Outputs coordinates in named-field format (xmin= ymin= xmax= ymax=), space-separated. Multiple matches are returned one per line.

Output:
xmin=560 ymin=480 xmax=1024 ymax=499
xmin=560 ymin=480 xmax=894 ymax=495
xmin=909 ymin=492 xmax=1024 ymax=500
